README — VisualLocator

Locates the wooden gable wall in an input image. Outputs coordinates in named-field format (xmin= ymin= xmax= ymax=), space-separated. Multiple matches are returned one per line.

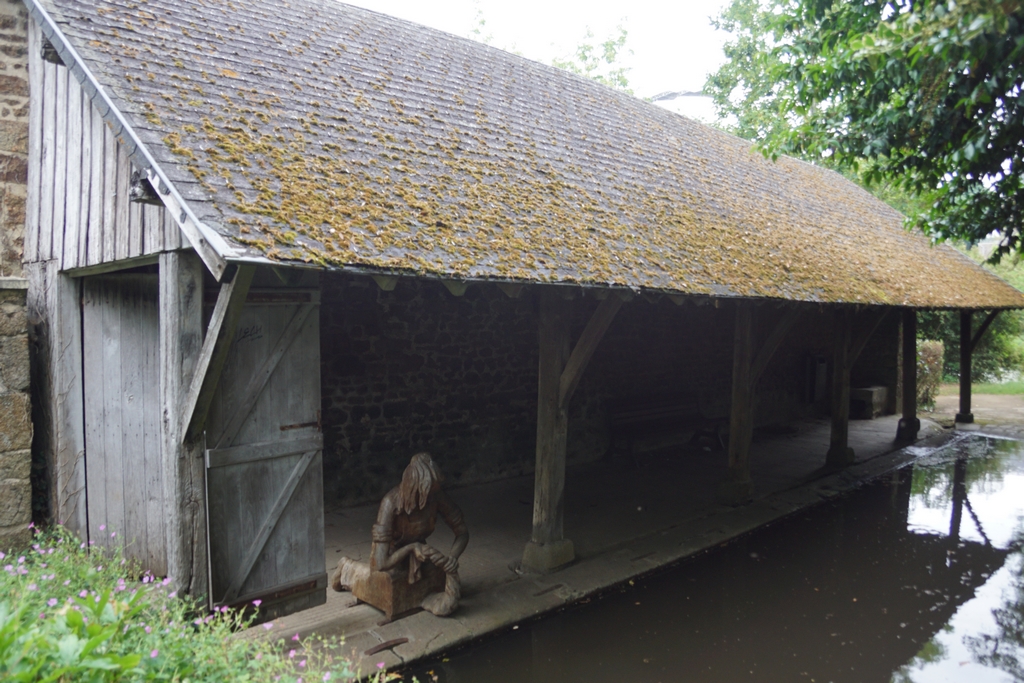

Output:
xmin=24 ymin=20 xmax=182 ymax=271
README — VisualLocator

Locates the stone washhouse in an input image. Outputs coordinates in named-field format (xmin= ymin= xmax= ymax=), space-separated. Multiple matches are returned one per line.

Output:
xmin=17 ymin=0 xmax=1024 ymax=626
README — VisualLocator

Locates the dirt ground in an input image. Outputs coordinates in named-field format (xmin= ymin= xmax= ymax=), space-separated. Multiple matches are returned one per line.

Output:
xmin=926 ymin=393 xmax=1024 ymax=431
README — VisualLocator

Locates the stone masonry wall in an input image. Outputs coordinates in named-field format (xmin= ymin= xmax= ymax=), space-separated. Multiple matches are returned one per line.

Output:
xmin=320 ymin=275 xmax=893 ymax=507
xmin=0 ymin=0 xmax=26 ymax=278
xmin=0 ymin=0 xmax=28 ymax=550
xmin=0 ymin=280 xmax=31 ymax=549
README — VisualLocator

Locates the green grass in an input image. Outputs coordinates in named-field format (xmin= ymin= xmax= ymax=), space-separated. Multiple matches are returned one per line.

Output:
xmin=939 ymin=381 xmax=1024 ymax=395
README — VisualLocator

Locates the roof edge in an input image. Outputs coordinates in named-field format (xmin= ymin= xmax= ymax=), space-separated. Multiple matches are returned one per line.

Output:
xmin=23 ymin=0 xmax=235 ymax=280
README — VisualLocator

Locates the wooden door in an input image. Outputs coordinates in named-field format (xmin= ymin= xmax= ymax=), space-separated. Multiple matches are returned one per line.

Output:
xmin=82 ymin=274 xmax=165 ymax=574
xmin=204 ymin=289 xmax=325 ymax=617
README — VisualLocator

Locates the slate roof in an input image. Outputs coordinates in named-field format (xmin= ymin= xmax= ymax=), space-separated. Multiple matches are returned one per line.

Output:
xmin=31 ymin=0 xmax=1024 ymax=308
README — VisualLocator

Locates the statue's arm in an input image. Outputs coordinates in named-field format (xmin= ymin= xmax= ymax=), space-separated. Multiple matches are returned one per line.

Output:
xmin=438 ymin=490 xmax=469 ymax=569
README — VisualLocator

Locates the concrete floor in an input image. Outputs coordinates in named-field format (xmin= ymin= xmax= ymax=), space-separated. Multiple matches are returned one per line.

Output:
xmin=253 ymin=414 xmax=948 ymax=673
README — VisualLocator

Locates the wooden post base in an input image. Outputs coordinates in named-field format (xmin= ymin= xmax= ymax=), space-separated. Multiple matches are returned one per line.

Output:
xmin=825 ymin=445 xmax=855 ymax=469
xmin=955 ymin=412 xmax=974 ymax=424
xmin=522 ymin=539 xmax=575 ymax=573
xmin=716 ymin=477 xmax=754 ymax=506
xmin=896 ymin=417 xmax=921 ymax=443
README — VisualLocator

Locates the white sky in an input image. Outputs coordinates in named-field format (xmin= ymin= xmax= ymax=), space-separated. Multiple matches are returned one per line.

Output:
xmin=340 ymin=0 xmax=732 ymax=123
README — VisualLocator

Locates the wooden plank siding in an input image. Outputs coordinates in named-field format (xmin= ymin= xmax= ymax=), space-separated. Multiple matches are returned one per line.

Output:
xmin=24 ymin=20 xmax=184 ymax=270
xmin=82 ymin=275 xmax=166 ymax=574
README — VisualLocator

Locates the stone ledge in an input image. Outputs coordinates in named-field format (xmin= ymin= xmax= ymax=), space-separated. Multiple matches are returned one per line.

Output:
xmin=0 ymin=276 xmax=26 ymax=289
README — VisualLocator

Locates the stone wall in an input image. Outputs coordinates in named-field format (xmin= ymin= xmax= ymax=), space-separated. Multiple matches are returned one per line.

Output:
xmin=0 ymin=279 xmax=31 ymax=548
xmin=0 ymin=0 xmax=26 ymax=278
xmin=319 ymin=274 xmax=896 ymax=506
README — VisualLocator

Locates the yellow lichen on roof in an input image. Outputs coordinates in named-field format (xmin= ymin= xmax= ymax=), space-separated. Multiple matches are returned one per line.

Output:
xmin=46 ymin=0 xmax=1024 ymax=309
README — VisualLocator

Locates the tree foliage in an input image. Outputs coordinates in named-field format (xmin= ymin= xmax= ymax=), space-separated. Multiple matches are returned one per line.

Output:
xmin=552 ymin=26 xmax=634 ymax=94
xmin=706 ymin=0 xmax=1024 ymax=259
xmin=918 ymin=307 xmax=1024 ymax=380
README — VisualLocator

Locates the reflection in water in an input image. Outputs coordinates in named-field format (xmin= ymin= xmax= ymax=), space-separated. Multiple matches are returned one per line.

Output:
xmin=401 ymin=436 xmax=1024 ymax=683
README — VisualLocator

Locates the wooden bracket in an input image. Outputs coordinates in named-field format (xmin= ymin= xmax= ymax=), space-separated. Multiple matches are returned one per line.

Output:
xmin=970 ymin=310 xmax=1000 ymax=353
xmin=558 ymin=296 xmax=623 ymax=409
xmin=441 ymin=280 xmax=469 ymax=297
xmin=179 ymin=265 xmax=256 ymax=442
xmin=371 ymin=274 xmax=398 ymax=292
xmin=497 ymin=282 xmax=524 ymax=299
xmin=750 ymin=307 xmax=801 ymax=385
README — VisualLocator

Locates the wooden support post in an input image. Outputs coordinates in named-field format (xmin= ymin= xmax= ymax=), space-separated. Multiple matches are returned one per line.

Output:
xmin=957 ymin=310 xmax=973 ymax=424
xmin=524 ymin=291 xmax=572 ymax=572
xmin=524 ymin=291 xmax=623 ymax=572
xmin=826 ymin=309 xmax=855 ymax=468
xmin=896 ymin=309 xmax=920 ymax=442
xmin=718 ymin=304 xmax=755 ymax=504
xmin=160 ymin=251 xmax=209 ymax=601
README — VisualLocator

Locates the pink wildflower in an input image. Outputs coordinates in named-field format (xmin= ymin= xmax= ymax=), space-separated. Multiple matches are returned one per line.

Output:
xmin=150 ymin=650 xmax=158 ymax=658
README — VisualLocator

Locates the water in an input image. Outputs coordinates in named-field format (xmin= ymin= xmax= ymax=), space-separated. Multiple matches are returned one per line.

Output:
xmin=401 ymin=435 xmax=1024 ymax=683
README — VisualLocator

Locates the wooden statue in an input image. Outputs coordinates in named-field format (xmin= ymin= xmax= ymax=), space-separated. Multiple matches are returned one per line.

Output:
xmin=331 ymin=453 xmax=469 ymax=618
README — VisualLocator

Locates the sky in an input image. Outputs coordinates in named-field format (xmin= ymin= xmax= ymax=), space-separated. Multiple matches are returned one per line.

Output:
xmin=340 ymin=0 xmax=733 ymax=123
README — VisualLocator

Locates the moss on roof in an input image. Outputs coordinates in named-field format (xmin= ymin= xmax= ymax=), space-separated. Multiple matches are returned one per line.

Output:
xmin=43 ymin=0 xmax=1024 ymax=308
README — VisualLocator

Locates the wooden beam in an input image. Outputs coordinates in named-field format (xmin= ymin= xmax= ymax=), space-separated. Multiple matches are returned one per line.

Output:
xmin=523 ymin=290 xmax=574 ymax=572
xmin=958 ymin=310 xmax=974 ymax=423
xmin=826 ymin=308 xmax=855 ymax=468
xmin=160 ymin=250 xmax=209 ymax=601
xmin=558 ymin=296 xmax=623 ymax=409
xmin=179 ymin=264 xmax=256 ymax=442
xmin=970 ymin=310 xmax=1000 ymax=353
xmin=849 ymin=309 xmax=889 ymax=367
xmin=750 ymin=307 xmax=801 ymax=384
xmin=719 ymin=304 xmax=755 ymax=504
xmin=896 ymin=309 xmax=920 ymax=442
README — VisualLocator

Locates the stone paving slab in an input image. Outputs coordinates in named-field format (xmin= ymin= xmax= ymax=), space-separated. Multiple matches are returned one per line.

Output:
xmin=247 ymin=415 xmax=961 ymax=674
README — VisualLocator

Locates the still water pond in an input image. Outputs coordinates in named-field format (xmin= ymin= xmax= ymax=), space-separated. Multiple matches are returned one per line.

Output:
xmin=404 ymin=435 xmax=1024 ymax=682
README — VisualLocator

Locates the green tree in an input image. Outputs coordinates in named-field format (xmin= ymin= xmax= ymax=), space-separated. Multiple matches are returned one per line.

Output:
xmin=705 ymin=0 xmax=1024 ymax=260
xmin=552 ymin=25 xmax=634 ymax=94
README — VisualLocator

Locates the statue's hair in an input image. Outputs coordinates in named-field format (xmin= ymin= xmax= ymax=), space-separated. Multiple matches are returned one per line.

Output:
xmin=399 ymin=452 xmax=443 ymax=514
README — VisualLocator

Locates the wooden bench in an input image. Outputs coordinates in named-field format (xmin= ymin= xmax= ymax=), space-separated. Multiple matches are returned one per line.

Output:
xmin=609 ymin=391 xmax=728 ymax=459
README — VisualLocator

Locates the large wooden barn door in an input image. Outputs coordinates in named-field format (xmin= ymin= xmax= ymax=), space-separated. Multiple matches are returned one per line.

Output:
xmin=81 ymin=274 xmax=165 ymax=574
xmin=204 ymin=289 xmax=325 ymax=617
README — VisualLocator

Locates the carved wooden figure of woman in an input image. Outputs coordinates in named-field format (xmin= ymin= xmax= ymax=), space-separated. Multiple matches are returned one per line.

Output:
xmin=332 ymin=453 xmax=469 ymax=617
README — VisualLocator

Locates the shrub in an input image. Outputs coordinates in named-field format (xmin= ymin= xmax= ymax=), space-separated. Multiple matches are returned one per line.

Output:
xmin=917 ymin=340 xmax=944 ymax=410
xmin=0 ymin=525 xmax=380 ymax=682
